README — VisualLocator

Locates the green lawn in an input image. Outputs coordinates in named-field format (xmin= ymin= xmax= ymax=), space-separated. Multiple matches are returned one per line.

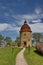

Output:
xmin=24 ymin=47 xmax=43 ymax=65
xmin=0 ymin=47 xmax=22 ymax=65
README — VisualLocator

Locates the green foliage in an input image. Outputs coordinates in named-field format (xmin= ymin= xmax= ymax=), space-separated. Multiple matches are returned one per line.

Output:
xmin=15 ymin=37 xmax=20 ymax=46
xmin=5 ymin=37 xmax=12 ymax=42
xmin=0 ymin=47 xmax=22 ymax=65
xmin=24 ymin=47 xmax=43 ymax=65
xmin=4 ymin=36 xmax=12 ymax=46
xmin=0 ymin=34 xmax=13 ymax=46
xmin=0 ymin=34 xmax=4 ymax=41
xmin=33 ymin=33 xmax=43 ymax=42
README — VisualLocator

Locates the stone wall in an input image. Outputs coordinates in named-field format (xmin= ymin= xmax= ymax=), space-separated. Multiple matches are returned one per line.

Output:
xmin=20 ymin=32 xmax=32 ymax=47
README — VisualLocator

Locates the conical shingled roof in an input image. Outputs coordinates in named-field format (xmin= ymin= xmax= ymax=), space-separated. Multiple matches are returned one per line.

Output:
xmin=20 ymin=20 xmax=31 ymax=32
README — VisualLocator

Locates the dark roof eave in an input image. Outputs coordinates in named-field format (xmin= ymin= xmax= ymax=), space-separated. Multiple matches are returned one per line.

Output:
xmin=20 ymin=31 xmax=32 ymax=32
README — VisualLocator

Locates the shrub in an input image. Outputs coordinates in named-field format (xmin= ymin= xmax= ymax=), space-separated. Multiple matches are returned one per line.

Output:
xmin=35 ymin=42 xmax=43 ymax=55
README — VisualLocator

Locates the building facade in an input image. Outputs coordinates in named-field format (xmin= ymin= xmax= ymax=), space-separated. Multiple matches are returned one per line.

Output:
xmin=20 ymin=21 xmax=32 ymax=47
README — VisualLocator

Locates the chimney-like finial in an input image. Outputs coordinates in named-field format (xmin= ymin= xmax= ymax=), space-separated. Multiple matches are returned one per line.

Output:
xmin=24 ymin=20 xmax=27 ymax=24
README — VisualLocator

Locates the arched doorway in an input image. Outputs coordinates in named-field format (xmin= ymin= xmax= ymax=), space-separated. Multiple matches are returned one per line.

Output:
xmin=24 ymin=41 xmax=26 ymax=47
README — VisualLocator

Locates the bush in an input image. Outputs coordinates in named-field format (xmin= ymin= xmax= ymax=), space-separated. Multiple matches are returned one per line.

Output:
xmin=35 ymin=42 xmax=43 ymax=55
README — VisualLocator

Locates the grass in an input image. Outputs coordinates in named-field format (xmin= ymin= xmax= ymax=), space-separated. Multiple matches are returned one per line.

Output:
xmin=0 ymin=47 xmax=22 ymax=65
xmin=24 ymin=47 xmax=43 ymax=65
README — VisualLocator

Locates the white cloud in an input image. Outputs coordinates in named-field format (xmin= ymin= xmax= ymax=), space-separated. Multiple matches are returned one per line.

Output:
xmin=29 ymin=23 xmax=43 ymax=32
xmin=0 ymin=22 xmax=43 ymax=33
xmin=0 ymin=23 xmax=8 ymax=31
xmin=22 ymin=14 xmax=43 ymax=20
xmin=0 ymin=7 xmax=43 ymax=33
xmin=35 ymin=8 xmax=42 ymax=14
xmin=11 ymin=13 xmax=43 ymax=21
xmin=10 ymin=7 xmax=43 ymax=25
xmin=7 ymin=24 xmax=20 ymax=31
xmin=0 ymin=23 xmax=20 ymax=32
xmin=10 ymin=13 xmax=43 ymax=33
xmin=32 ymin=19 xmax=41 ymax=23
xmin=11 ymin=11 xmax=43 ymax=28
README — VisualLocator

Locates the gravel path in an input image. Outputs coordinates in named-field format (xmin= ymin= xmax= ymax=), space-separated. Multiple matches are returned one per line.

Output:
xmin=16 ymin=48 xmax=28 ymax=65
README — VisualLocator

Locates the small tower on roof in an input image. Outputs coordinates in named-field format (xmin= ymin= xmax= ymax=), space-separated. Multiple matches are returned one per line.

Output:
xmin=24 ymin=20 xmax=27 ymax=23
xmin=20 ymin=20 xmax=32 ymax=48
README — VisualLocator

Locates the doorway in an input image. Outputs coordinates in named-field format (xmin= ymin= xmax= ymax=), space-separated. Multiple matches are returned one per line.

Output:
xmin=24 ymin=41 xmax=26 ymax=47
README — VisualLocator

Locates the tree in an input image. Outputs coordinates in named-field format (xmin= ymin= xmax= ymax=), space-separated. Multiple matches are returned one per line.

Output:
xmin=4 ymin=36 xmax=12 ymax=46
xmin=0 ymin=34 xmax=4 ymax=41
xmin=32 ymin=33 xmax=42 ymax=42
xmin=15 ymin=37 xmax=20 ymax=47
xmin=0 ymin=34 xmax=4 ymax=45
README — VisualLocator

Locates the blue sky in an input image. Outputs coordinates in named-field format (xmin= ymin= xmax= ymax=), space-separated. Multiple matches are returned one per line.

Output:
xmin=0 ymin=0 xmax=43 ymax=40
